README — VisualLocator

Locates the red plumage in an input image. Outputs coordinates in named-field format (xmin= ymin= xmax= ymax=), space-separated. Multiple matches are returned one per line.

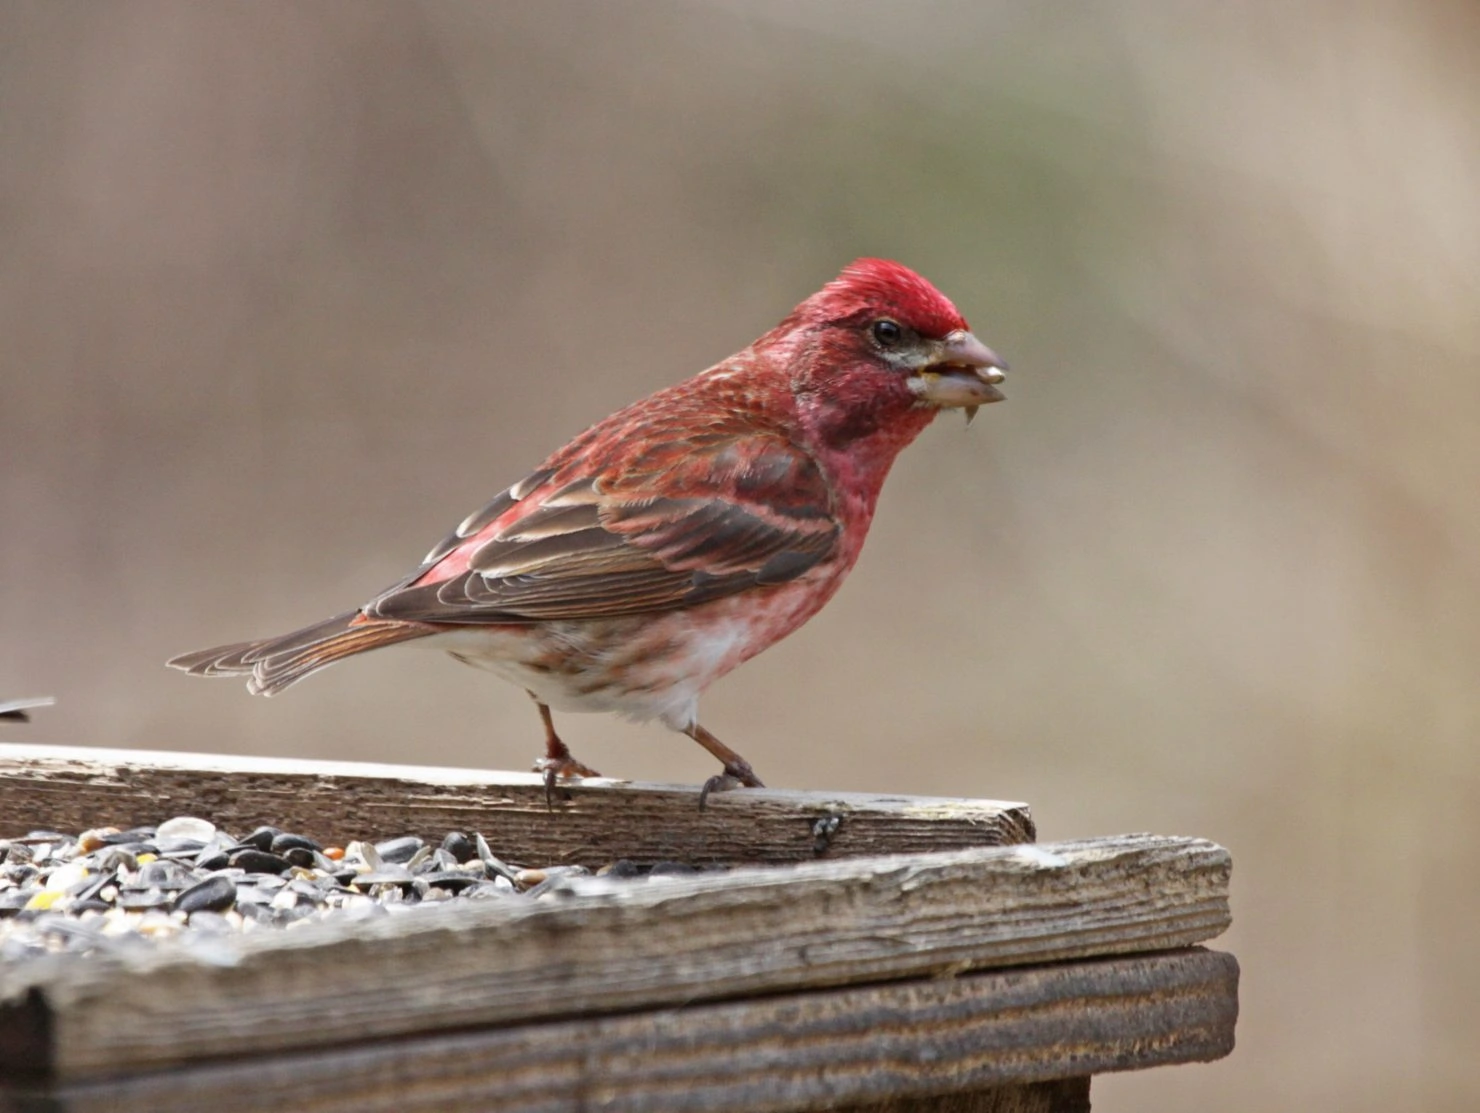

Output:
xmin=169 ymin=258 xmax=1008 ymax=800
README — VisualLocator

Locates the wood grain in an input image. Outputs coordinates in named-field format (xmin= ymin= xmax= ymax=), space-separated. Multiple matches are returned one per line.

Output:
xmin=839 ymin=1078 xmax=1090 ymax=1113
xmin=0 ymin=834 xmax=1231 ymax=1079
xmin=2 ymin=950 xmax=1236 ymax=1113
xmin=0 ymin=743 xmax=1034 ymax=867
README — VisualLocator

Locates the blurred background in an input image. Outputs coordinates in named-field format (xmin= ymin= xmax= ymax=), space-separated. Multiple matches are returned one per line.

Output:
xmin=2 ymin=1 xmax=1477 ymax=1108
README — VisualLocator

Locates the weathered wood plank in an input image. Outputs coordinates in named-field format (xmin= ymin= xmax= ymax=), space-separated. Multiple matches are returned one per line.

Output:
xmin=0 ymin=834 xmax=1231 ymax=1079
xmin=839 ymin=1077 xmax=1090 ymax=1113
xmin=0 ymin=743 xmax=1034 ymax=866
xmin=2 ymin=951 xmax=1235 ymax=1113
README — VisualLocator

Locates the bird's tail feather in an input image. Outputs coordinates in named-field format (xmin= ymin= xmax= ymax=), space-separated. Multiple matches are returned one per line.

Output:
xmin=167 ymin=610 xmax=432 ymax=696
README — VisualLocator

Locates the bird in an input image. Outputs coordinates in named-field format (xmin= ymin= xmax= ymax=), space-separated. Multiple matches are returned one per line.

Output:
xmin=169 ymin=259 xmax=1008 ymax=804
xmin=0 ymin=696 xmax=56 ymax=722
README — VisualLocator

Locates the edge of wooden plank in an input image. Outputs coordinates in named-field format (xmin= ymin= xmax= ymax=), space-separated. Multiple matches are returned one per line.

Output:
xmin=6 ymin=949 xmax=1239 ymax=1113
xmin=0 ymin=742 xmax=1035 ymax=865
xmin=2 ymin=834 xmax=1232 ymax=1080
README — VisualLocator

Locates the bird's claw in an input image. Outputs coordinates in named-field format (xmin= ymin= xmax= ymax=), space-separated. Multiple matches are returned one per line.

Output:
xmin=697 ymin=762 xmax=765 ymax=811
xmin=533 ymin=755 xmax=601 ymax=811
xmin=698 ymin=773 xmax=742 ymax=810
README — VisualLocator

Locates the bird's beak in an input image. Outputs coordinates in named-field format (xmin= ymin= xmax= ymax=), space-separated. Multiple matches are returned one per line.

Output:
xmin=908 ymin=330 xmax=1008 ymax=424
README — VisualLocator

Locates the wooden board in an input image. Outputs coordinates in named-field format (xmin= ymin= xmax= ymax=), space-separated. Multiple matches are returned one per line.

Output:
xmin=0 ymin=834 xmax=1231 ymax=1080
xmin=840 ymin=1078 xmax=1090 ymax=1113
xmin=0 ymin=743 xmax=1034 ymax=866
xmin=3 ymin=950 xmax=1236 ymax=1113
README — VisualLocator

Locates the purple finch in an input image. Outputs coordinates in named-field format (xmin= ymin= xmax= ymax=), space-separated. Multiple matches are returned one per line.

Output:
xmin=170 ymin=259 xmax=1008 ymax=801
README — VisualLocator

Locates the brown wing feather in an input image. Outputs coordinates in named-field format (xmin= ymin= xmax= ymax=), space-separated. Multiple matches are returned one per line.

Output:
xmin=367 ymin=434 xmax=840 ymax=625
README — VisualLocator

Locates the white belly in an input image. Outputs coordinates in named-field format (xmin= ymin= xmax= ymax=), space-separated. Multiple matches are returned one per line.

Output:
xmin=415 ymin=566 xmax=846 ymax=732
xmin=421 ymin=614 xmax=754 ymax=731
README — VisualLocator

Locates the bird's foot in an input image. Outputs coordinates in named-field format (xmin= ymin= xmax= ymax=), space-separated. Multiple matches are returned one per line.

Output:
xmin=533 ymin=754 xmax=602 ymax=810
xmin=697 ymin=760 xmax=765 ymax=811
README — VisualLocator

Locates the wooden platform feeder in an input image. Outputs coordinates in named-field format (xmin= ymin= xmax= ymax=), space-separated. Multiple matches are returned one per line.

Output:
xmin=0 ymin=744 xmax=1237 ymax=1112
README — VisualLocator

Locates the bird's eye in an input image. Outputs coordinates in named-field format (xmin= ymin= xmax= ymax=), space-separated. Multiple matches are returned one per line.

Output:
xmin=871 ymin=319 xmax=903 ymax=347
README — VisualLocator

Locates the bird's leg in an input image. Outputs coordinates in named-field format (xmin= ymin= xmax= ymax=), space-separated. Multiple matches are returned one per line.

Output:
xmin=684 ymin=722 xmax=765 ymax=810
xmin=529 ymin=695 xmax=600 ymax=809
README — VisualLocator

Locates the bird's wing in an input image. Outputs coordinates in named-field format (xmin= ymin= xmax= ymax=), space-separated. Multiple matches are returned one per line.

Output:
xmin=365 ymin=431 xmax=840 ymax=624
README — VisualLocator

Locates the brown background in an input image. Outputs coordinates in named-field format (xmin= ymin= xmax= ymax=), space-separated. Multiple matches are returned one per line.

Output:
xmin=2 ymin=3 xmax=1477 ymax=1110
